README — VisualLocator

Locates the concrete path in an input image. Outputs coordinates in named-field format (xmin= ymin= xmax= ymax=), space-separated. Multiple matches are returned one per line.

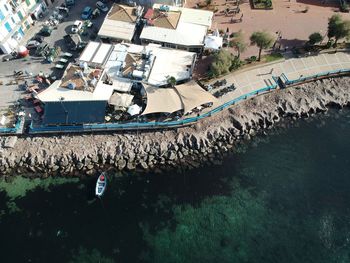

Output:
xmin=212 ymin=51 xmax=350 ymax=106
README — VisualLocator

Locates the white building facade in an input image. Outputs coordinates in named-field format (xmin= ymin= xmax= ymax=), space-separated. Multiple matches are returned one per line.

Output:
xmin=0 ymin=0 xmax=47 ymax=54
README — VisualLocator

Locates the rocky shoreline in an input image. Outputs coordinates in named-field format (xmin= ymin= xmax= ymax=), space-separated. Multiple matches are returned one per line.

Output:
xmin=0 ymin=77 xmax=349 ymax=178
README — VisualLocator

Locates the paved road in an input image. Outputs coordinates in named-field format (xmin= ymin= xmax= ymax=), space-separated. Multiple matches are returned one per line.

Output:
xmin=0 ymin=0 xmax=111 ymax=111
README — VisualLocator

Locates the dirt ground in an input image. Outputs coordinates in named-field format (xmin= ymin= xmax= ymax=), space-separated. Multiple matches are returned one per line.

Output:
xmin=187 ymin=0 xmax=350 ymax=78
xmin=187 ymin=0 xmax=349 ymax=58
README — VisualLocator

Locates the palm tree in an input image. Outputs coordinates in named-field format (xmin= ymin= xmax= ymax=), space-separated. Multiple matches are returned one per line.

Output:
xmin=250 ymin=31 xmax=274 ymax=61
xmin=167 ymin=76 xmax=176 ymax=87
xmin=230 ymin=30 xmax=247 ymax=58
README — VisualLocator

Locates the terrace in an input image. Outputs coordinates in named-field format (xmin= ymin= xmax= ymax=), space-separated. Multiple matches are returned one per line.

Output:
xmin=60 ymin=64 xmax=102 ymax=93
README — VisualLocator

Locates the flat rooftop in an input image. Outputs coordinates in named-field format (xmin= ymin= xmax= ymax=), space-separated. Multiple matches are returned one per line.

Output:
xmin=60 ymin=64 xmax=101 ymax=92
xmin=104 ymin=42 xmax=196 ymax=86
xmin=98 ymin=4 xmax=143 ymax=41
xmin=140 ymin=4 xmax=213 ymax=47
xmin=38 ymin=42 xmax=196 ymax=102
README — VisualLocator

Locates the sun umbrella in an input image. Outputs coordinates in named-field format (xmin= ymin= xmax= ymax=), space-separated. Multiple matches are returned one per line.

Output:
xmin=17 ymin=46 xmax=29 ymax=57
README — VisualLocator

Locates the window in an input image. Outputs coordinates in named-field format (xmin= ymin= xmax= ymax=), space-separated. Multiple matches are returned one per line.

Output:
xmin=5 ymin=22 xmax=12 ymax=33
xmin=17 ymin=11 xmax=23 ymax=20
xmin=4 ymin=4 xmax=9 ymax=11
xmin=11 ymin=17 xmax=15 ymax=24
xmin=0 ymin=10 xmax=4 ymax=21
xmin=25 ymin=0 xmax=31 ymax=7
xmin=25 ymin=21 xmax=30 ymax=29
xmin=18 ymin=27 xmax=24 ymax=36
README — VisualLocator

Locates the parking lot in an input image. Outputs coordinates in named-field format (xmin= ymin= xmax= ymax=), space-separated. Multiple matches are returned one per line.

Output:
xmin=0 ymin=0 xmax=111 ymax=112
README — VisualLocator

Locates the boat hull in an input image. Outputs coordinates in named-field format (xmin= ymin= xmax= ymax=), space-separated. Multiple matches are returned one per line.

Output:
xmin=95 ymin=173 xmax=107 ymax=197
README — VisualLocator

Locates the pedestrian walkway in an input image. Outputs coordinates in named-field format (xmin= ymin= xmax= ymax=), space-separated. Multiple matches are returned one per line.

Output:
xmin=15 ymin=51 xmax=350 ymax=135
xmin=213 ymin=52 xmax=350 ymax=105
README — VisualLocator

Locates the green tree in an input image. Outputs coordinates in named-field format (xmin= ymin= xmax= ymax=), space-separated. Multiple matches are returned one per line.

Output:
xmin=230 ymin=30 xmax=247 ymax=58
xmin=166 ymin=76 xmax=176 ymax=87
xmin=327 ymin=14 xmax=350 ymax=46
xmin=209 ymin=49 xmax=233 ymax=77
xmin=249 ymin=31 xmax=274 ymax=61
xmin=308 ymin=32 xmax=323 ymax=45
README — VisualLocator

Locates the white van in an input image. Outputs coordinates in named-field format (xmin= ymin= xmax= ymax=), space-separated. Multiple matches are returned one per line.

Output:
xmin=71 ymin=20 xmax=83 ymax=34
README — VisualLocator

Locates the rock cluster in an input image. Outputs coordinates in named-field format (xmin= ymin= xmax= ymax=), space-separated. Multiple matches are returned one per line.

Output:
xmin=0 ymin=77 xmax=349 ymax=177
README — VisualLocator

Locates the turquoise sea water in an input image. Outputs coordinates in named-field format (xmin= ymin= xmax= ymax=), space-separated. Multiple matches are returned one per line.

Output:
xmin=0 ymin=109 xmax=350 ymax=262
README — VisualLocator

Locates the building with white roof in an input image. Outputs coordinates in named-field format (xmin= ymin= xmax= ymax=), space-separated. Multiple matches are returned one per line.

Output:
xmin=98 ymin=4 xmax=143 ymax=43
xmin=140 ymin=4 xmax=213 ymax=52
xmin=0 ymin=0 xmax=47 ymax=54
xmin=37 ymin=41 xmax=198 ymax=125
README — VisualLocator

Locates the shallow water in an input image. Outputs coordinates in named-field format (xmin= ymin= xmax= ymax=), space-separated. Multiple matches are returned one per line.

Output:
xmin=0 ymin=109 xmax=350 ymax=263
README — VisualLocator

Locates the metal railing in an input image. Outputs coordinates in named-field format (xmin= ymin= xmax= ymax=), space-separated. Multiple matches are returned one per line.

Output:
xmin=0 ymin=116 xmax=24 ymax=134
xmin=27 ymin=67 xmax=350 ymax=134
xmin=283 ymin=69 xmax=350 ymax=86
xmin=29 ymin=83 xmax=278 ymax=134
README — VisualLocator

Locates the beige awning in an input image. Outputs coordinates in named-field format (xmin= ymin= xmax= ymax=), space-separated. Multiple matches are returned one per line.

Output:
xmin=141 ymin=81 xmax=218 ymax=115
xmin=109 ymin=92 xmax=134 ymax=107
xmin=141 ymin=85 xmax=183 ymax=115
xmin=175 ymin=81 xmax=218 ymax=113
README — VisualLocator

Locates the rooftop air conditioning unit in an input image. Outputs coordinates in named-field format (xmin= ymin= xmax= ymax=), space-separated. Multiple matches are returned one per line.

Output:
xmin=67 ymin=82 xmax=76 ymax=90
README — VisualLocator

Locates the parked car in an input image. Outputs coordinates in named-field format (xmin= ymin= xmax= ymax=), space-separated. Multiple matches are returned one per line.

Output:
xmin=92 ymin=8 xmax=101 ymax=19
xmin=96 ymin=1 xmax=109 ymax=12
xmin=64 ymin=34 xmax=83 ymax=50
xmin=65 ymin=0 xmax=75 ymax=6
xmin=56 ymin=5 xmax=69 ymax=15
xmin=71 ymin=20 xmax=83 ymax=33
xmin=2 ymin=52 xmax=18 ymax=62
xmin=26 ymin=40 xmax=41 ymax=49
xmin=81 ymin=6 xmax=93 ymax=20
xmin=35 ymin=42 xmax=50 ymax=57
xmin=38 ymin=26 xmax=53 ymax=36
xmin=31 ymin=34 xmax=44 ymax=43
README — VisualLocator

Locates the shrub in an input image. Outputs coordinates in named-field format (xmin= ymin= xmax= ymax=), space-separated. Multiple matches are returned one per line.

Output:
xmin=209 ymin=50 xmax=243 ymax=77
xmin=229 ymin=56 xmax=243 ymax=71
xmin=308 ymin=32 xmax=323 ymax=45
xmin=325 ymin=39 xmax=334 ymax=48
xmin=265 ymin=0 xmax=272 ymax=8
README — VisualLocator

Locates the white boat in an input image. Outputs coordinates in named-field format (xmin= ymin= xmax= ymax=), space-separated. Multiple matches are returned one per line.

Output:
xmin=95 ymin=172 xmax=107 ymax=197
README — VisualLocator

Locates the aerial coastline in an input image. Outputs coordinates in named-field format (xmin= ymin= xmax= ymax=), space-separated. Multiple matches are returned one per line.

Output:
xmin=0 ymin=0 xmax=350 ymax=178
xmin=2 ymin=0 xmax=350 ymax=261
xmin=0 ymin=76 xmax=349 ymax=177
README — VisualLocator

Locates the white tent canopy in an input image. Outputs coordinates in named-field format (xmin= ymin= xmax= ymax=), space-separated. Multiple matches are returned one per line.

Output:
xmin=128 ymin=104 xmax=142 ymax=116
xmin=109 ymin=92 xmax=134 ymax=107
xmin=204 ymin=35 xmax=223 ymax=50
